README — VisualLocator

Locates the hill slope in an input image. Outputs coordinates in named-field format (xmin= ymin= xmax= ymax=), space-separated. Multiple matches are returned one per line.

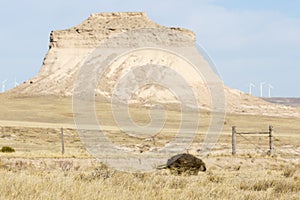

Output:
xmin=7 ymin=12 xmax=300 ymax=117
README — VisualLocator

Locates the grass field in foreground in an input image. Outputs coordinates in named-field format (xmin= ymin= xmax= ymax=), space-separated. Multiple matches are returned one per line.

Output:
xmin=0 ymin=156 xmax=299 ymax=200
xmin=0 ymin=95 xmax=299 ymax=199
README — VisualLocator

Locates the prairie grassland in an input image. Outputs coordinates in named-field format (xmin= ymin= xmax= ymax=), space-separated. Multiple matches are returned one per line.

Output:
xmin=0 ymin=95 xmax=300 ymax=199
xmin=0 ymin=157 xmax=299 ymax=200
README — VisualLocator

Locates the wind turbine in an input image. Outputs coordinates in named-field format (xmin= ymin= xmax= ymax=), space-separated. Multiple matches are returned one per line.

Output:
xmin=260 ymin=82 xmax=265 ymax=97
xmin=249 ymin=83 xmax=255 ymax=95
xmin=268 ymin=84 xmax=274 ymax=98
xmin=1 ymin=79 xmax=7 ymax=92
xmin=14 ymin=77 xmax=19 ymax=87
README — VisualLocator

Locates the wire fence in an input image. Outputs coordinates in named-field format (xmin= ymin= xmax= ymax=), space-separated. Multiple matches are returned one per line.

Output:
xmin=232 ymin=126 xmax=274 ymax=155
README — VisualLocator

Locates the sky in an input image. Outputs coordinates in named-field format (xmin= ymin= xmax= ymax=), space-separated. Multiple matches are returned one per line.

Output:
xmin=0 ymin=0 xmax=299 ymax=97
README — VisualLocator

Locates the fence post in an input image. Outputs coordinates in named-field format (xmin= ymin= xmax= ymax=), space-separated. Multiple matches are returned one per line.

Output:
xmin=61 ymin=127 xmax=65 ymax=155
xmin=232 ymin=126 xmax=236 ymax=155
xmin=268 ymin=125 xmax=273 ymax=155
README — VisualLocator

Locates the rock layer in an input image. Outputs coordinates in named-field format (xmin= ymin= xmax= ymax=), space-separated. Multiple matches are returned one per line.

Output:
xmin=8 ymin=12 xmax=300 ymax=117
xmin=12 ymin=12 xmax=195 ymax=96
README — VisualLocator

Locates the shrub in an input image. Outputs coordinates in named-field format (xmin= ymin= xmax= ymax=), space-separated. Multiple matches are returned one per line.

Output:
xmin=283 ymin=167 xmax=296 ymax=178
xmin=1 ymin=146 xmax=15 ymax=153
xmin=273 ymin=180 xmax=300 ymax=193
xmin=75 ymin=164 xmax=113 ymax=181
xmin=252 ymin=180 xmax=275 ymax=191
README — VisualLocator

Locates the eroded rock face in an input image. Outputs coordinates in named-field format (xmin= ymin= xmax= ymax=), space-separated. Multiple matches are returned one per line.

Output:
xmin=48 ymin=12 xmax=194 ymax=49
xmin=8 ymin=12 xmax=300 ymax=117
xmin=12 ymin=12 xmax=196 ymax=98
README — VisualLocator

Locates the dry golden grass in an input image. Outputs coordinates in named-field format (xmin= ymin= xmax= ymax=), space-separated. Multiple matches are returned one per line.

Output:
xmin=0 ymin=158 xmax=299 ymax=200
xmin=0 ymin=95 xmax=300 ymax=199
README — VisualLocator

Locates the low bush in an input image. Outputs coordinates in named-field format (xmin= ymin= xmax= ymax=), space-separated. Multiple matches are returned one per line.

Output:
xmin=1 ymin=146 xmax=15 ymax=153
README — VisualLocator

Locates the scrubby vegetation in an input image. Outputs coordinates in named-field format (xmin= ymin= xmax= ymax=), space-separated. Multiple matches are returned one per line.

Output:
xmin=1 ymin=146 xmax=15 ymax=153
xmin=0 ymin=158 xmax=299 ymax=200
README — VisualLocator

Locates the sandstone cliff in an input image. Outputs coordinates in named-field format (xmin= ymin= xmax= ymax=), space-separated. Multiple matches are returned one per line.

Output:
xmin=12 ymin=12 xmax=195 ymax=96
xmin=8 ymin=12 xmax=300 ymax=117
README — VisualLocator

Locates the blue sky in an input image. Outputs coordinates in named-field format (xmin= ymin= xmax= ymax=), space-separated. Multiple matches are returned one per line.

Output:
xmin=0 ymin=0 xmax=299 ymax=97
